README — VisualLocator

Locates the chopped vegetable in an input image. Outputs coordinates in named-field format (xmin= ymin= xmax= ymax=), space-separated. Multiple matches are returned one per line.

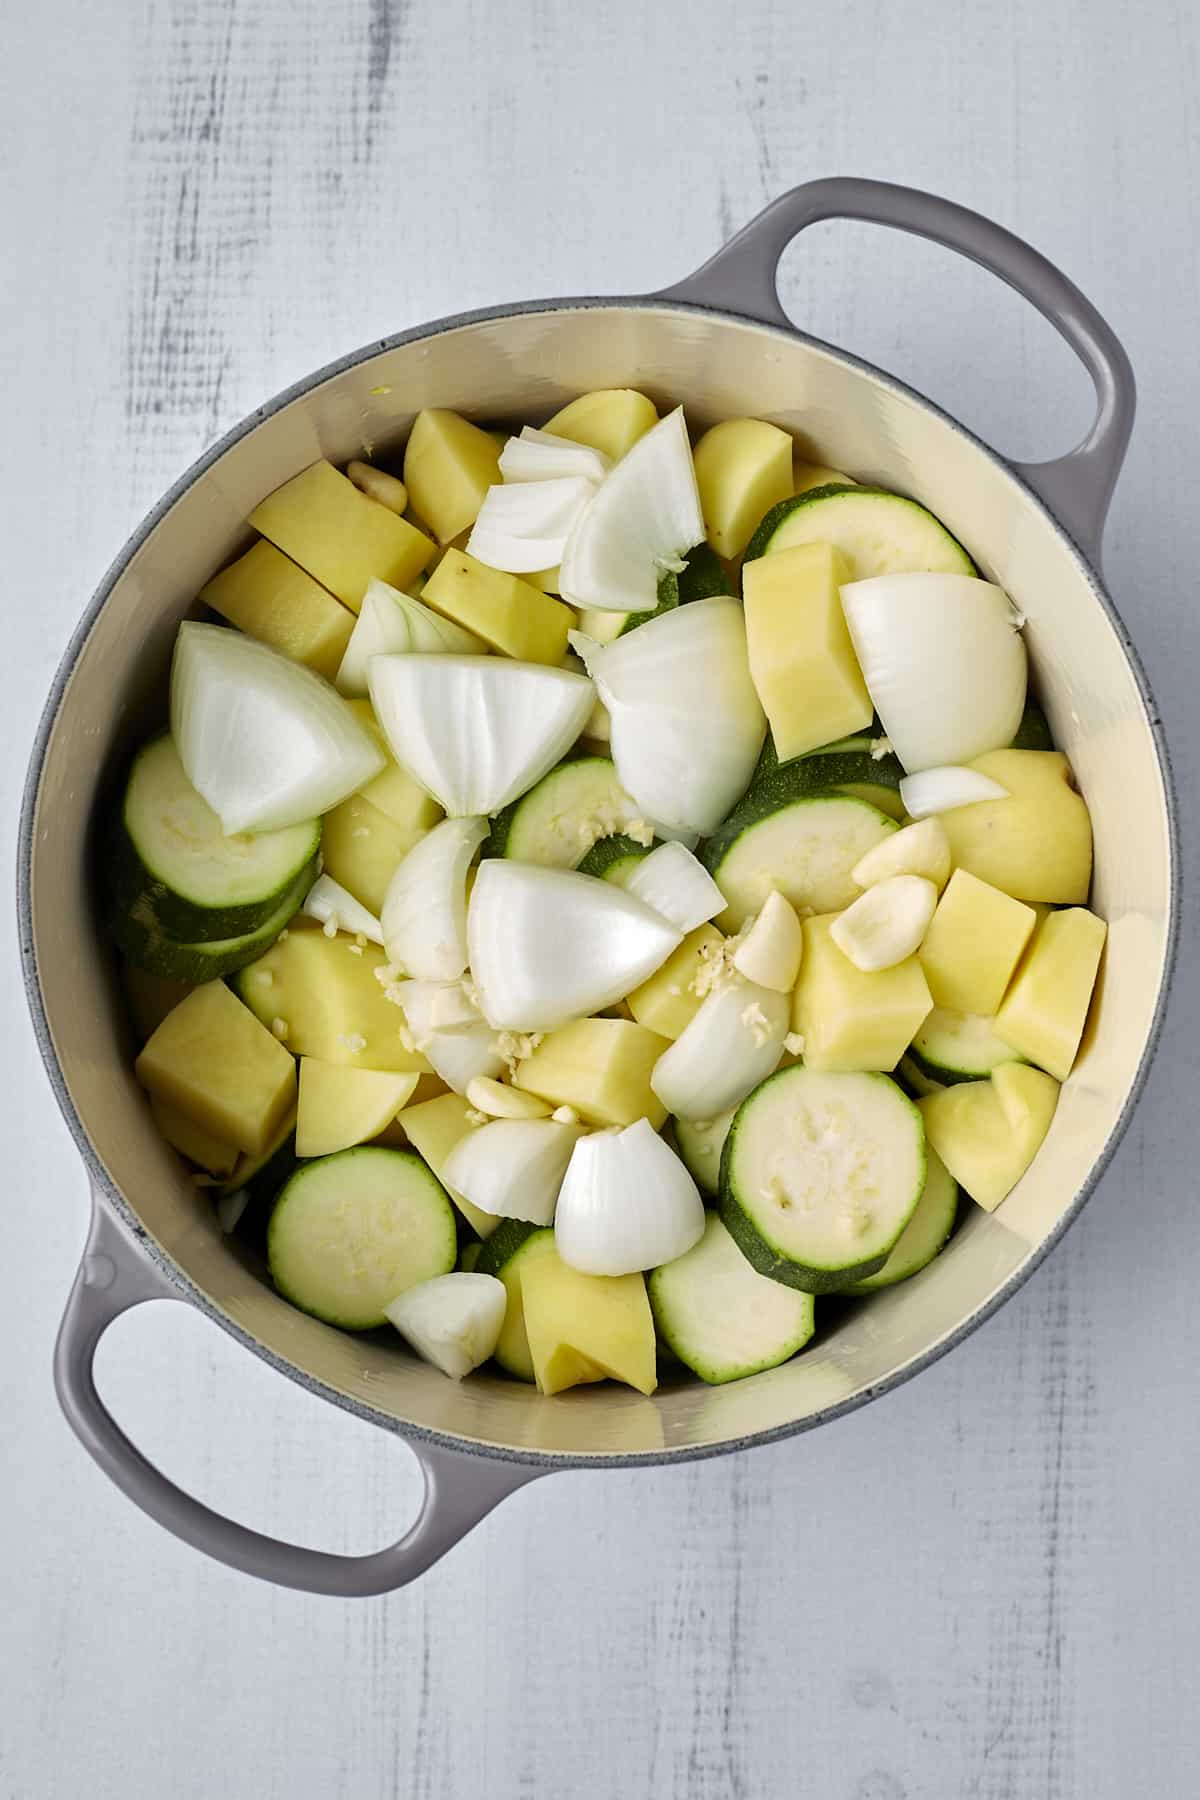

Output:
xmin=851 ymin=817 xmax=951 ymax=892
xmin=829 ymin=874 xmax=939 ymax=973
xmin=171 ymin=622 xmax=385 ymax=835
xmin=302 ymin=874 xmax=384 ymax=946
xmin=650 ymin=977 xmax=790 ymax=1121
xmin=730 ymin=891 xmax=803 ymax=993
xmin=554 ymin=1118 xmax=705 ymax=1276
xmin=385 ymin=1273 xmax=507 ymax=1379
xmin=442 ymin=1117 xmax=586 ymax=1225
xmin=381 ymin=815 xmax=487 ymax=980
xmin=335 ymin=578 xmax=484 ymax=696
xmin=899 ymin=764 xmax=1010 ymax=818
xmin=467 ymin=860 xmax=681 ymax=1032
xmin=623 ymin=841 xmax=726 ymax=934
xmin=573 ymin=596 xmax=766 ymax=838
xmin=840 ymin=572 xmax=1026 ymax=773
xmin=249 ymin=459 xmax=433 ymax=609
xmin=111 ymin=402 xmax=1102 ymax=1394
xmin=559 ymin=406 xmax=703 ymax=614
xmin=368 ymin=654 xmax=593 ymax=817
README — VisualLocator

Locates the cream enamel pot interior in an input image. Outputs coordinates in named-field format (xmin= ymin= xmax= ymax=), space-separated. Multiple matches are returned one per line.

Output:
xmin=20 ymin=180 xmax=1178 ymax=1596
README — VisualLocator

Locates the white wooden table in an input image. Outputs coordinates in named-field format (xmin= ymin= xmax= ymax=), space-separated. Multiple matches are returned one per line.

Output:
xmin=3 ymin=2 xmax=1197 ymax=1793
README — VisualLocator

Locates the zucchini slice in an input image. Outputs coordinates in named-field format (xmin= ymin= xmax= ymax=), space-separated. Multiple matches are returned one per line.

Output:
xmin=649 ymin=1213 xmax=815 ymax=1383
xmin=908 ymin=1007 xmax=1025 ymax=1087
xmin=896 ymin=1054 xmax=945 ymax=1099
xmin=744 ymin=483 xmax=975 ymax=577
xmin=110 ymin=867 xmax=310 ymax=984
xmin=704 ymin=793 xmax=897 ymax=930
xmin=672 ymin=1108 xmax=736 ymax=1196
xmin=475 ymin=1222 xmax=557 ymax=1380
xmin=487 ymin=756 xmax=644 ymax=868
xmin=719 ymin=1066 xmax=925 ymax=1291
xmin=839 ymin=1148 xmax=958 ymax=1294
xmin=110 ymin=735 xmax=320 ymax=943
xmin=617 ymin=543 xmax=732 ymax=636
xmin=737 ymin=732 xmax=906 ymax=825
xmin=575 ymin=832 xmax=655 ymax=885
xmin=267 ymin=1147 xmax=457 ymax=1329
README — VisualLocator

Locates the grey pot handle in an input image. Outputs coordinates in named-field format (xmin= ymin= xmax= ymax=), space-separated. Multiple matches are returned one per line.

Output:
xmin=658 ymin=177 xmax=1135 ymax=560
xmin=55 ymin=1194 xmax=541 ymax=1595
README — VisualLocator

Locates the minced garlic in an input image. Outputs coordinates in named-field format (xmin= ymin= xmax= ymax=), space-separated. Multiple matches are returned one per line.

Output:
xmin=740 ymin=1001 xmax=771 ymax=1046
xmin=495 ymin=1030 xmax=544 ymax=1077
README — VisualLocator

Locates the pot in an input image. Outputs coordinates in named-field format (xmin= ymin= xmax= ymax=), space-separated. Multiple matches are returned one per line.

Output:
xmin=19 ymin=179 xmax=1178 ymax=1595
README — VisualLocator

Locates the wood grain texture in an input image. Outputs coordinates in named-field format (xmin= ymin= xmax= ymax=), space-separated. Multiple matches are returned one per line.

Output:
xmin=2 ymin=0 xmax=1199 ymax=1794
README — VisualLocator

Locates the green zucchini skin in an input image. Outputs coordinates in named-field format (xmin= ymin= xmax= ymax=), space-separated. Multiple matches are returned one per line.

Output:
xmin=109 ymin=865 xmax=312 ymax=984
xmin=744 ymin=483 xmax=857 ymax=563
xmin=717 ymin=1066 xmax=925 ymax=1292
xmin=267 ymin=1147 xmax=457 ymax=1330
xmin=838 ymin=1150 xmax=959 ymax=1295
xmin=743 ymin=482 xmax=976 ymax=572
xmin=648 ymin=1213 xmax=815 ymax=1384
xmin=718 ymin=1186 xmax=889 ymax=1293
xmin=474 ymin=1217 xmax=540 ymax=1276
xmin=486 ymin=756 xmax=643 ymax=867
xmin=575 ymin=832 xmax=655 ymax=882
xmin=702 ymin=733 xmax=905 ymax=880
xmin=107 ymin=734 xmax=320 ymax=943
xmin=618 ymin=542 xmax=732 ymax=635
xmin=906 ymin=1014 xmax=1024 ymax=1087
xmin=699 ymin=792 xmax=896 ymax=929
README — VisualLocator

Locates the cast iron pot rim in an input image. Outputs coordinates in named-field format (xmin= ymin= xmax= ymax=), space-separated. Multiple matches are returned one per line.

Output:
xmin=17 ymin=293 xmax=1182 ymax=1470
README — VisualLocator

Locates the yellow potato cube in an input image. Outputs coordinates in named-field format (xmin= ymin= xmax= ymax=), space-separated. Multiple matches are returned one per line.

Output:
xmin=345 ymin=699 xmax=444 ymax=835
xmin=743 ymin=542 xmax=873 ymax=760
xmin=513 ymin=1017 xmax=670 ymax=1127
xmin=199 ymin=540 xmax=354 ymax=681
xmin=248 ymin=461 xmax=433 ymax=612
xmin=135 ymin=982 xmax=297 ymax=1156
xmin=920 ymin=870 xmax=1037 ymax=1015
xmin=235 ymin=926 xmax=430 ymax=1074
xmin=295 ymin=1060 xmax=420 ymax=1159
xmin=320 ymin=791 xmax=423 ymax=916
xmin=148 ymin=1095 xmax=239 ymax=1178
xmin=519 ymin=1248 xmax=658 ymax=1395
xmin=394 ymin=1091 xmax=498 ymax=1238
xmin=541 ymin=389 xmax=658 ymax=462
xmin=938 ymin=750 xmax=1093 ymax=903
xmin=994 ymin=907 xmax=1107 ymax=1080
xmin=693 ymin=418 xmax=794 ymax=558
xmin=402 ymin=410 xmax=502 ymax=544
xmin=423 ymin=548 xmax=573 ymax=664
xmin=371 ymin=1073 xmax=448 ymax=1145
xmin=792 ymin=914 xmax=932 ymax=1072
xmin=626 ymin=925 xmax=724 ymax=1040
xmin=792 ymin=460 xmax=854 ymax=494
xmin=919 ymin=1061 xmax=1059 ymax=1212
